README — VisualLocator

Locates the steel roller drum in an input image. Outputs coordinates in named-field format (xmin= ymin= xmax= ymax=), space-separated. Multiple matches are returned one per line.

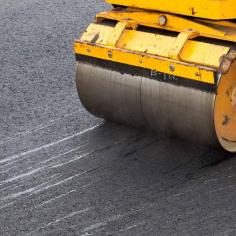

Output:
xmin=76 ymin=62 xmax=236 ymax=152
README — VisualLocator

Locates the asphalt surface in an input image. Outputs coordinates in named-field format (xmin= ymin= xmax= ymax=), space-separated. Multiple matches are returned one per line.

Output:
xmin=1 ymin=1 xmax=236 ymax=235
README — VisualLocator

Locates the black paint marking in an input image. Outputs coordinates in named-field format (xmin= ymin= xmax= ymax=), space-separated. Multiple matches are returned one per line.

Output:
xmin=222 ymin=115 xmax=230 ymax=126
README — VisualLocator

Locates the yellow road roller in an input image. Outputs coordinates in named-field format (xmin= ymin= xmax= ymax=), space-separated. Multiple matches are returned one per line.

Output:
xmin=74 ymin=0 xmax=236 ymax=152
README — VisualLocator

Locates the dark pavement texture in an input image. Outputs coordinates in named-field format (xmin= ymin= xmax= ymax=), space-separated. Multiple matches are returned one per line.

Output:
xmin=0 ymin=1 xmax=236 ymax=235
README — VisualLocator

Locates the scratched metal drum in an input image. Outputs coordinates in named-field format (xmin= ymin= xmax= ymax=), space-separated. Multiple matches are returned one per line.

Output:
xmin=76 ymin=62 xmax=236 ymax=151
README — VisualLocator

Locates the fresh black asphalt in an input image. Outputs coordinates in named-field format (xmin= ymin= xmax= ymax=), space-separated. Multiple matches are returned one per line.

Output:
xmin=1 ymin=1 xmax=236 ymax=235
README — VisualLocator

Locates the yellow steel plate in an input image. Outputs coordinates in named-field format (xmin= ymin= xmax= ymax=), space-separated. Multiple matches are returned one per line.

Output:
xmin=215 ymin=60 xmax=236 ymax=152
xmin=74 ymin=41 xmax=216 ymax=84
xmin=81 ymin=23 xmax=229 ymax=69
xmin=96 ymin=9 xmax=236 ymax=43
xmin=106 ymin=0 xmax=236 ymax=20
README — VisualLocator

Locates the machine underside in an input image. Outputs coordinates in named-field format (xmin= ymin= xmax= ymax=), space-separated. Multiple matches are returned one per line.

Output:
xmin=74 ymin=5 xmax=236 ymax=152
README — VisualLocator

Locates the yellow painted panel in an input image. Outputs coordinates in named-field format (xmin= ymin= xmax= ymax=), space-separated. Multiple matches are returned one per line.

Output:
xmin=106 ymin=0 xmax=236 ymax=20
xmin=97 ymin=10 xmax=236 ymax=42
xmin=74 ymin=41 xmax=216 ymax=84
xmin=81 ymin=24 xmax=229 ymax=68
xmin=214 ymin=60 xmax=236 ymax=151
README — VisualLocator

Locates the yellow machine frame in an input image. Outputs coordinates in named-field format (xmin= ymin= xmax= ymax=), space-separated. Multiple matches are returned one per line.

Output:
xmin=106 ymin=0 xmax=236 ymax=20
xmin=75 ymin=8 xmax=236 ymax=89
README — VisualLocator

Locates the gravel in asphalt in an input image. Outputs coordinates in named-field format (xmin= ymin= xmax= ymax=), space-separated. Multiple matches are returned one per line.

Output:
xmin=1 ymin=1 xmax=236 ymax=235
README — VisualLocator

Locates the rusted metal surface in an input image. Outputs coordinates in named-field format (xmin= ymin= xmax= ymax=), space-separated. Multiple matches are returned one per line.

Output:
xmin=220 ymin=50 xmax=236 ymax=74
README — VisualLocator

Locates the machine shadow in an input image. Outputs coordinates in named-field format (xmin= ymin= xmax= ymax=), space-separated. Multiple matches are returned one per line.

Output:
xmin=86 ymin=121 xmax=233 ymax=206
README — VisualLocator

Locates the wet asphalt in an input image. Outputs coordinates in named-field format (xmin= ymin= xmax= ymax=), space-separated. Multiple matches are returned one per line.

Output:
xmin=1 ymin=1 xmax=236 ymax=235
